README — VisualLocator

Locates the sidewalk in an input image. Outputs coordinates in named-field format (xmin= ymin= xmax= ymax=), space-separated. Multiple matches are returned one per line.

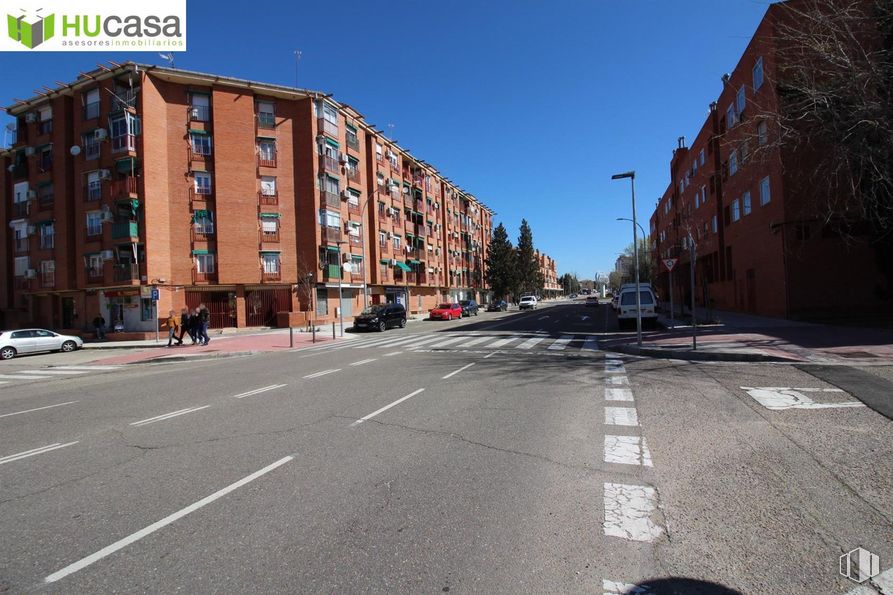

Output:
xmin=88 ymin=326 xmax=356 ymax=365
xmin=602 ymin=305 xmax=893 ymax=363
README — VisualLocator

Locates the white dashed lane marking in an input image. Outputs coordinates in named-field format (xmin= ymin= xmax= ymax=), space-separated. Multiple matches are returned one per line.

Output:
xmin=605 ymin=387 xmax=634 ymax=402
xmin=603 ymin=482 xmax=665 ymax=542
xmin=605 ymin=406 xmax=639 ymax=426
xmin=604 ymin=435 xmax=653 ymax=466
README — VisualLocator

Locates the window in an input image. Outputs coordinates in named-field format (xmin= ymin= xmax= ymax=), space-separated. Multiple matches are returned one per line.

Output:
xmin=321 ymin=174 xmax=339 ymax=195
xmin=379 ymin=231 xmax=387 ymax=246
xmin=86 ymin=171 xmax=102 ymax=200
xmin=736 ymin=86 xmax=746 ymax=114
xmin=701 ymin=185 xmax=707 ymax=204
xmin=699 ymin=149 xmax=705 ymax=166
xmin=743 ymin=191 xmax=752 ymax=215
xmin=190 ymin=93 xmax=210 ymax=121
xmin=712 ymin=215 xmax=718 ymax=233
xmin=141 ymin=298 xmax=155 ymax=322
xmin=695 ymin=189 xmax=700 ymax=209
xmin=38 ymin=182 xmax=54 ymax=208
xmin=193 ymin=210 xmax=215 ymax=235
xmin=38 ymin=106 xmax=53 ymax=134
xmin=346 ymin=125 xmax=359 ymax=149
xmin=753 ymin=57 xmax=764 ymax=90
xmin=190 ymin=132 xmax=212 ymax=156
xmin=86 ymin=211 xmax=103 ymax=236
xmin=41 ymin=260 xmax=54 ymax=286
xmin=319 ymin=209 xmax=341 ymax=228
xmin=257 ymin=139 xmax=276 ymax=163
xmin=260 ymin=176 xmax=277 ymax=196
xmin=257 ymin=101 xmax=275 ymax=128
xmin=726 ymin=104 xmax=736 ymax=129
xmin=731 ymin=198 xmax=741 ymax=222
xmin=347 ymin=220 xmax=361 ymax=237
xmin=86 ymin=254 xmax=103 ymax=277
xmin=758 ymin=121 xmax=768 ymax=145
xmin=261 ymin=252 xmax=281 ymax=274
xmin=195 ymin=253 xmax=216 ymax=273
xmin=760 ymin=176 xmax=771 ymax=205
xmin=347 ymin=188 xmax=360 ymax=208
xmin=84 ymin=88 xmax=100 ymax=119
xmin=260 ymin=215 xmax=279 ymax=235
xmin=740 ymin=140 xmax=749 ymax=164
xmin=692 ymin=159 xmax=698 ymax=176
xmin=40 ymin=223 xmax=54 ymax=249
xmin=14 ymin=256 xmax=29 ymax=277
xmin=322 ymin=103 xmax=337 ymax=127
xmin=84 ymin=133 xmax=100 ymax=160
xmin=37 ymin=146 xmax=52 ymax=172
xmin=393 ymin=235 xmax=401 ymax=250
xmin=110 ymin=113 xmax=140 ymax=152
xmin=194 ymin=172 xmax=212 ymax=195
xmin=375 ymin=143 xmax=383 ymax=162
xmin=729 ymin=150 xmax=738 ymax=176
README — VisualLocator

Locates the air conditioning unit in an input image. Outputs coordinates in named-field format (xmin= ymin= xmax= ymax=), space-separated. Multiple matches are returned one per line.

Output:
xmin=24 ymin=268 xmax=37 ymax=279
xmin=389 ymin=259 xmax=397 ymax=266
xmin=94 ymin=128 xmax=108 ymax=141
xmin=26 ymin=189 xmax=37 ymax=199
xmin=344 ymin=222 xmax=352 ymax=232
xmin=340 ymin=190 xmax=349 ymax=201
xmin=98 ymin=169 xmax=111 ymax=180
xmin=24 ymin=146 xmax=35 ymax=156
xmin=25 ymin=113 xmax=37 ymax=123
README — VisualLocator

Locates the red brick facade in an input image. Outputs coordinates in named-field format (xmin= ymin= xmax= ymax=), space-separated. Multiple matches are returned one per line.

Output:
xmin=1 ymin=63 xmax=493 ymax=335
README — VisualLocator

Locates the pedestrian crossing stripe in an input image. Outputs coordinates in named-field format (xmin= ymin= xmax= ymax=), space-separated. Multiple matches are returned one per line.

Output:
xmin=303 ymin=332 xmax=608 ymax=354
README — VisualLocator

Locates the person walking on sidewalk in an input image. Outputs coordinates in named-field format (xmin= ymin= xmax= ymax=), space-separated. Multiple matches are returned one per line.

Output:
xmin=165 ymin=310 xmax=181 ymax=347
xmin=177 ymin=308 xmax=192 ymax=345
xmin=93 ymin=314 xmax=106 ymax=341
xmin=197 ymin=303 xmax=211 ymax=346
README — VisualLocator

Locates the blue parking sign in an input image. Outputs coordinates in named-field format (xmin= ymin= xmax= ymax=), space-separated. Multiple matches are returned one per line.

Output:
xmin=151 ymin=288 xmax=160 ymax=301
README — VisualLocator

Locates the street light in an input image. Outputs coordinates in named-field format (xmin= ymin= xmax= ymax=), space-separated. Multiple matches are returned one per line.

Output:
xmin=335 ymin=239 xmax=347 ymax=337
xmin=611 ymin=171 xmax=642 ymax=347
xmin=354 ymin=178 xmax=400 ymax=310
xmin=616 ymin=217 xmax=646 ymax=240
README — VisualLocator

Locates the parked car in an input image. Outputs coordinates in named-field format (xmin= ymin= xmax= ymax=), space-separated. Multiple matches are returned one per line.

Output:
xmin=353 ymin=303 xmax=406 ymax=332
xmin=612 ymin=294 xmax=621 ymax=311
xmin=487 ymin=300 xmax=508 ymax=312
xmin=585 ymin=296 xmax=600 ymax=307
xmin=0 ymin=329 xmax=84 ymax=360
xmin=459 ymin=300 xmax=479 ymax=317
xmin=429 ymin=302 xmax=463 ymax=321
xmin=616 ymin=286 xmax=659 ymax=329
xmin=519 ymin=295 xmax=538 ymax=310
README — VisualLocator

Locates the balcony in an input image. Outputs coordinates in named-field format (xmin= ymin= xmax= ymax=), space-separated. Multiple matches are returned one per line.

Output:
xmin=112 ymin=134 xmax=137 ymax=153
xmin=261 ymin=230 xmax=280 ymax=243
xmin=189 ymin=105 xmax=210 ymax=122
xmin=321 ymin=226 xmax=342 ymax=243
xmin=347 ymin=202 xmax=360 ymax=215
xmin=38 ymin=190 xmax=53 ymax=210
xmin=403 ymin=194 xmax=415 ymax=208
xmin=350 ymin=271 xmax=364 ymax=283
xmin=257 ymin=113 xmax=276 ymax=130
xmin=415 ymin=225 xmax=427 ymax=238
xmin=12 ymin=201 xmax=30 ymax=217
xmin=318 ymin=117 xmax=338 ymax=138
xmin=321 ymin=190 xmax=341 ymax=209
xmin=110 ymin=176 xmax=138 ymax=198
xmin=257 ymin=150 xmax=277 ymax=168
xmin=113 ymin=263 xmax=139 ymax=282
xmin=193 ymin=227 xmax=214 ymax=241
xmin=346 ymin=134 xmax=359 ymax=152
xmin=14 ymin=277 xmax=32 ymax=291
xmin=111 ymin=220 xmax=139 ymax=239
xmin=348 ymin=234 xmax=361 ymax=247
xmin=322 ymin=264 xmax=341 ymax=281
xmin=416 ymin=273 xmax=428 ymax=285
xmin=405 ymin=248 xmax=421 ymax=260
xmin=262 ymin=271 xmax=282 ymax=282
xmin=378 ymin=242 xmax=389 ymax=255
xmin=38 ymin=119 xmax=53 ymax=135
xmin=258 ymin=190 xmax=278 ymax=205
xmin=193 ymin=270 xmax=218 ymax=283
xmin=347 ymin=168 xmax=361 ymax=183
xmin=86 ymin=267 xmax=104 ymax=282
xmin=319 ymin=154 xmax=340 ymax=173
xmin=112 ymin=88 xmax=139 ymax=110
xmin=41 ymin=270 xmax=54 ymax=288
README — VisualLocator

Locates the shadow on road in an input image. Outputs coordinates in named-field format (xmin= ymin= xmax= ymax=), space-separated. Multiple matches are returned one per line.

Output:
xmin=623 ymin=577 xmax=743 ymax=594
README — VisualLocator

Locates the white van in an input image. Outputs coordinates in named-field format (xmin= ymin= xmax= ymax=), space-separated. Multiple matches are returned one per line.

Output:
xmin=519 ymin=295 xmax=538 ymax=310
xmin=616 ymin=285 xmax=658 ymax=329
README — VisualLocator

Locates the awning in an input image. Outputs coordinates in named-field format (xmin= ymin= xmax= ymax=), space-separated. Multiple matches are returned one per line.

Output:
xmin=189 ymin=129 xmax=209 ymax=136
xmin=324 ymin=137 xmax=339 ymax=147
xmin=117 ymin=198 xmax=140 ymax=211
xmin=408 ymin=259 xmax=421 ymax=265
xmin=259 ymin=250 xmax=280 ymax=254
xmin=193 ymin=209 xmax=209 ymax=218
xmin=192 ymin=249 xmax=209 ymax=255
xmin=115 ymin=157 xmax=139 ymax=173
xmin=260 ymin=212 xmax=280 ymax=218
xmin=379 ymin=259 xmax=390 ymax=265
xmin=325 ymin=246 xmax=340 ymax=252
xmin=395 ymin=261 xmax=412 ymax=272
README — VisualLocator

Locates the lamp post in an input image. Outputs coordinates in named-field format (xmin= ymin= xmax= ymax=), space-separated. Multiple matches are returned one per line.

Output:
xmin=356 ymin=180 xmax=400 ymax=310
xmin=611 ymin=171 xmax=642 ymax=347
xmin=336 ymin=239 xmax=346 ymax=337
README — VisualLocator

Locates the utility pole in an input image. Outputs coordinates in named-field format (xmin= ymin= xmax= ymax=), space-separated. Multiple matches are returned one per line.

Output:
xmin=689 ymin=232 xmax=697 ymax=350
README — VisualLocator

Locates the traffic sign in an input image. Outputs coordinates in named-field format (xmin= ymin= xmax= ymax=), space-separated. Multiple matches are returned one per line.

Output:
xmin=663 ymin=258 xmax=678 ymax=272
xmin=150 ymin=288 xmax=160 ymax=301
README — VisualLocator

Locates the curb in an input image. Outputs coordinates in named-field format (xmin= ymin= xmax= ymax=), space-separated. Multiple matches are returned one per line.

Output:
xmin=604 ymin=343 xmax=800 ymax=363
xmin=83 ymin=343 xmax=168 ymax=350
xmin=119 ymin=350 xmax=260 ymax=364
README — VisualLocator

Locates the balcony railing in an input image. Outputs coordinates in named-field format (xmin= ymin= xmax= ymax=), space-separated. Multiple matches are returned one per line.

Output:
xmin=113 ymin=263 xmax=139 ymax=282
xmin=38 ymin=191 xmax=53 ymax=210
xmin=112 ymin=134 xmax=137 ymax=153
xmin=86 ymin=267 xmax=104 ymax=281
xmin=318 ymin=118 xmax=338 ymax=137
xmin=351 ymin=271 xmax=364 ymax=283
xmin=259 ymin=190 xmax=278 ymax=205
xmin=262 ymin=230 xmax=280 ymax=243
xmin=193 ymin=270 xmax=218 ymax=283
xmin=14 ymin=237 xmax=29 ymax=253
xmin=319 ymin=154 xmax=340 ymax=173
xmin=113 ymin=88 xmax=139 ymax=110
xmin=348 ymin=234 xmax=361 ymax=246
xmin=321 ymin=190 xmax=341 ymax=209
xmin=321 ymin=226 xmax=342 ymax=243
xmin=347 ymin=202 xmax=360 ymax=215
xmin=257 ymin=113 xmax=276 ymax=129
xmin=379 ymin=243 xmax=389 ymax=255
xmin=14 ymin=277 xmax=32 ymax=291
xmin=257 ymin=151 xmax=277 ymax=168
xmin=416 ymin=273 xmax=428 ymax=285
xmin=192 ymin=227 xmax=214 ymax=241
xmin=110 ymin=176 xmax=138 ymax=198
xmin=347 ymin=168 xmax=361 ymax=183
xmin=111 ymin=220 xmax=139 ymax=239
xmin=12 ymin=201 xmax=30 ymax=217
xmin=405 ymin=248 xmax=421 ymax=260
xmin=189 ymin=105 xmax=211 ymax=122
xmin=322 ymin=264 xmax=341 ymax=281
xmin=262 ymin=270 xmax=282 ymax=281
xmin=403 ymin=195 xmax=414 ymax=208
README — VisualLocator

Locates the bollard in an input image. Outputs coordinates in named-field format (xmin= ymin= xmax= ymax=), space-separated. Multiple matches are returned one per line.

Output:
xmin=289 ymin=326 xmax=294 ymax=348
xmin=332 ymin=321 xmax=336 ymax=339
xmin=312 ymin=323 xmax=316 ymax=343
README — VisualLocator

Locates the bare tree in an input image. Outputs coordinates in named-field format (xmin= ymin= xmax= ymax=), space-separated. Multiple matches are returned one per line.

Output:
xmin=295 ymin=255 xmax=318 ymax=331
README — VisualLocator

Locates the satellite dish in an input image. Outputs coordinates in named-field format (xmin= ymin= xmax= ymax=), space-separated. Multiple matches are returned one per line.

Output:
xmin=6 ymin=164 xmax=14 ymax=172
xmin=69 ymin=145 xmax=81 ymax=156
xmin=342 ymin=262 xmax=353 ymax=273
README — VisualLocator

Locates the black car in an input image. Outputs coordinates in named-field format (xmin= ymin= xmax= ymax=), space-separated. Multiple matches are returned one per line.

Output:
xmin=353 ymin=303 xmax=407 ymax=332
xmin=486 ymin=300 xmax=508 ymax=312
xmin=459 ymin=300 xmax=479 ymax=317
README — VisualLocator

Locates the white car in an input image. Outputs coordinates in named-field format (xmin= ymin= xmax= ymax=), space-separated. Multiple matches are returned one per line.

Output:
xmin=616 ymin=286 xmax=658 ymax=329
xmin=0 ymin=329 xmax=84 ymax=360
xmin=519 ymin=296 xmax=538 ymax=310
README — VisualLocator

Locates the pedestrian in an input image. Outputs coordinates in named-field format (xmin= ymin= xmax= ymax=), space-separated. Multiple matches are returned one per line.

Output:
xmin=92 ymin=314 xmax=106 ymax=341
xmin=198 ymin=303 xmax=211 ymax=345
xmin=177 ymin=308 xmax=191 ymax=345
xmin=165 ymin=310 xmax=180 ymax=347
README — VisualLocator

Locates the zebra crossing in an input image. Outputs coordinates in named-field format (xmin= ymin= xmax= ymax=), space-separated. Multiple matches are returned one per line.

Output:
xmin=305 ymin=332 xmax=603 ymax=355
xmin=0 ymin=364 xmax=125 ymax=387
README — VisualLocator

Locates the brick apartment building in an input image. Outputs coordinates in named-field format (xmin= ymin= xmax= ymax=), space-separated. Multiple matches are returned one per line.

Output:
xmin=1 ymin=63 xmax=493 ymax=336
xmin=535 ymin=250 xmax=561 ymax=297
xmin=649 ymin=1 xmax=891 ymax=320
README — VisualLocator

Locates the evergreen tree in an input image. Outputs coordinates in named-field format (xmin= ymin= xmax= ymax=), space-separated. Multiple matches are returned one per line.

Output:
xmin=485 ymin=223 xmax=517 ymax=300
xmin=516 ymin=219 xmax=540 ymax=295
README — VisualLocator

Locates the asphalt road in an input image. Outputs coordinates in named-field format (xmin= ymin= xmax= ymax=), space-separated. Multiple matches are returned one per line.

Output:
xmin=1 ymin=299 xmax=890 ymax=594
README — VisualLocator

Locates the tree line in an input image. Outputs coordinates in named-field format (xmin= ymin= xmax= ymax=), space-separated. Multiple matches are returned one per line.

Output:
xmin=485 ymin=219 xmax=545 ymax=301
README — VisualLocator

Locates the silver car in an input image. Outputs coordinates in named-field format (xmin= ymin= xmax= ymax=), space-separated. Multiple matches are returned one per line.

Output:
xmin=0 ymin=329 xmax=84 ymax=360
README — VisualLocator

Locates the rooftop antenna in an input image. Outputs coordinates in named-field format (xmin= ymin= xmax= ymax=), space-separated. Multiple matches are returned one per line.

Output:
xmin=294 ymin=50 xmax=302 ymax=88
xmin=158 ymin=53 xmax=175 ymax=68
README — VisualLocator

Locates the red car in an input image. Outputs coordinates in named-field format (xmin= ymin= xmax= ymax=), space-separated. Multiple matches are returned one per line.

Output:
xmin=429 ymin=302 xmax=462 ymax=321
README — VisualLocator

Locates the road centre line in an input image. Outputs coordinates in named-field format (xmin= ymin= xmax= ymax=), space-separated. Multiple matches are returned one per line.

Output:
xmin=232 ymin=384 xmax=287 ymax=399
xmin=483 ymin=351 xmax=498 ymax=359
xmin=350 ymin=358 xmax=377 ymax=366
xmin=442 ymin=362 xmax=476 ymax=379
xmin=303 ymin=369 xmax=341 ymax=379
xmin=130 ymin=406 xmax=210 ymax=427
xmin=44 ymin=456 xmax=294 ymax=584
xmin=0 ymin=441 xmax=79 ymax=466
xmin=351 ymin=389 xmax=426 ymax=427
xmin=605 ymin=387 xmax=634 ymax=402
xmin=0 ymin=400 xmax=78 ymax=419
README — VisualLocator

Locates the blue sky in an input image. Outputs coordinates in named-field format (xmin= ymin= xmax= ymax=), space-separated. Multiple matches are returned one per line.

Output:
xmin=1 ymin=0 xmax=770 ymax=280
